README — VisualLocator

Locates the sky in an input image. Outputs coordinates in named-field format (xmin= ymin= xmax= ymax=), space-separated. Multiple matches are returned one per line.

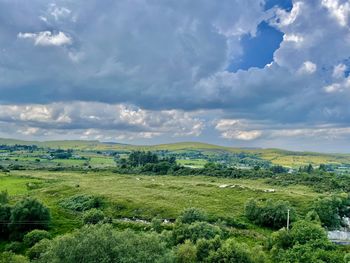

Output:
xmin=0 ymin=0 xmax=350 ymax=152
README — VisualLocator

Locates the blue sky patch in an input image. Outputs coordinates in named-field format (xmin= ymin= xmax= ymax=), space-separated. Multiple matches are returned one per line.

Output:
xmin=228 ymin=21 xmax=283 ymax=72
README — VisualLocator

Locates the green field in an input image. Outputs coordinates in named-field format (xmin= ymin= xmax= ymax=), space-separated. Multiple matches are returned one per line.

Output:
xmin=0 ymin=170 xmax=320 ymax=236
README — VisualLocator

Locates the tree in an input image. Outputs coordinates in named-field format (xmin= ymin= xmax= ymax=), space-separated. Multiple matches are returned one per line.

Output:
xmin=10 ymin=198 xmax=50 ymax=239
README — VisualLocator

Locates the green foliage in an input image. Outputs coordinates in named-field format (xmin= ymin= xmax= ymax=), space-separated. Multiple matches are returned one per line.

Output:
xmin=208 ymin=238 xmax=260 ymax=263
xmin=59 ymin=194 xmax=103 ymax=212
xmin=245 ymin=198 xmax=296 ymax=229
xmin=172 ymin=222 xmax=223 ymax=244
xmin=305 ymin=210 xmax=321 ymax=224
xmin=344 ymin=253 xmax=350 ymax=263
xmin=23 ymin=229 xmax=51 ymax=247
xmin=178 ymin=208 xmax=207 ymax=224
xmin=0 ymin=190 xmax=9 ymax=204
xmin=312 ymin=194 xmax=350 ymax=229
xmin=151 ymin=217 xmax=163 ymax=233
xmin=270 ymin=165 xmax=288 ymax=174
xmin=10 ymin=197 xmax=50 ymax=239
xmin=290 ymin=220 xmax=327 ymax=245
xmin=0 ymin=251 xmax=29 ymax=263
xmin=270 ymin=220 xmax=342 ymax=263
xmin=26 ymin=239 xmax=51 ymax=260
xmin=4 ymin=241 xmax=23 ymax=253
xmin=175 ymin=240 xmax=197 ymax=263
xmin=37 ymin=224 xmax=173 ymax=263
xmin=196 ymin=236 xmax=222 ymax=262
xmin=82 ymin=208 xmax=105 ymax=224
xmin=0 ymin=204 xmax=11 ymax=238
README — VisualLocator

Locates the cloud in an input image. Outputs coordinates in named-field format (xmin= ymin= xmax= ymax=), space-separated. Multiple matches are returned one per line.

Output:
xmin=321 ymin=0 xmax=350 ymax=27
xmin=215 ymin=119 xmax=262 ymax=141
xmin=18 ymin=31 xmax=72 ymax=46
xmin=297 ymin=61 xmax=317 ymax=75
xmin=0 ymin=102 xmax=204 ymax=140
xmin=0 ymin=0 xmax=350 ymax=151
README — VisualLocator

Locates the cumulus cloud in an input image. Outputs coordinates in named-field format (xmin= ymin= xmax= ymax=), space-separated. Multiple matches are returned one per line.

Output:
xmin=0 ymin=0 xmax=350 ymax=151
xmin=215 ymin=119 xmax=262 ymax=141
xmin=0 ymin=102 xmax=204 ymax=140
xmin=18 ymin=31 xmax=72 ymax=46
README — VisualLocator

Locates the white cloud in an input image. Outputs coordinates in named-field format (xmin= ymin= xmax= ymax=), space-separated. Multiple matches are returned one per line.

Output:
xmin=273 ymin=1 xmax=302 ymax=26
xmin=215 ymin=119 xmax=262 ymax=141
xmin=322 ymin=0 xmax=350 ymax=27
xmin=18 ymin=31 xmax=72 ymax=46
xmin=324 ymin=76 xmax=350 ymax=93
xmin=0 ymin=102 xmax=204 ymax=140
xmin=283 ymin=34 xmax=304 ymax=44
xmin=298 ymin=61 xmax=317 ymax=74
xmin=221 ymin=130 xmax=262 ymax=140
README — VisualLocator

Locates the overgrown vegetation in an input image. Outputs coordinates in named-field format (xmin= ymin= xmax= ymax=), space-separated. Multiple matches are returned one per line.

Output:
xmin=0 ymin=146 xmax=350 ymax=262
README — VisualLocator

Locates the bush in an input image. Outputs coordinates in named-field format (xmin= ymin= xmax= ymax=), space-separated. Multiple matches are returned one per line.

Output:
xmin=173 ymin=221 xmax=222 ymax=244
xmin=176 ymin=240 xmax=197 ymax=263
xmin=26 ymin=238 xmax=51 ymax=260
xmin=290 ymin=220 xmax=327 ymax=245
xmin=208 ymin=238 xmax=258 ymax=263
xmin=82 ymin=209 xmax=105 ymax=225
xmin=59 ymin=194 xmax=103 ymax=212
xmin=312 ymin=195 xmax=350 ymax=229
xmin=196 ymin=236 xmax=222 ymax=262
xmin=10 ymin=198 xmax=50 ymax=239
xmin=36 ymin=224 xmax=173 ymax=263
xmin=0 ymin=252 xmax=29 ymax=263
xmin=23 ymin=229 xmax=51 ymax=247
xmin=178 ymin=208 xmax=207 ymax=224
xmin=269 ymin=220 xmax=342 ymax=263
xmin=245 ymin=199 xmax=296 ymax=229
xmin=4 ymin=241 xmax=23 ymax=253
xmin=151 ymin=217 xmax=163 ymax=233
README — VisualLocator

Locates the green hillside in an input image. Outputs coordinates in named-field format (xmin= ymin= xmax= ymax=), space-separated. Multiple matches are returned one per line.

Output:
xmin=1 ymin=138 xmax=350 ymax=167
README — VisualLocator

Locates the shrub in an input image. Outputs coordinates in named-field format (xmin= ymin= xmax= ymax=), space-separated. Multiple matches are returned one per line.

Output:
xmin=290 ymin=220 xmax=327 ymax=245
xmin=176 ymin=240 xmax=197 ymax=263
xmin=82 ymin=209 xmax=105 ymax=225
xmin=37 ymin=224 xmax=173 ymax=263
xmin=4 ymin=241 xmax=23 ymax=253
xmin=23 ymin=229 xmax=51 ymax=247
xmin=196 ymin=236 xmax=222 ymax=262
xmin=26 ymin=238 xmax=51 ymax=260
xmin=0 ymin=252 xmax=29 ymax=263
xmin=208 ymin=238 xmax=257 ymax=263
xmin=10 ymin=198 xmax=50 ymax=239
xmin=151 ymin=217 xmax=163 ymax=233
xmin=173 ymin=221 xmax=222 ymax=244
xmin=245 ymin=198 xmax=296 ymax=229
xmin=178 ymin=208 xmax=207 ymax=224
xmin=59 ymin=194 xmax=103 ymax=212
